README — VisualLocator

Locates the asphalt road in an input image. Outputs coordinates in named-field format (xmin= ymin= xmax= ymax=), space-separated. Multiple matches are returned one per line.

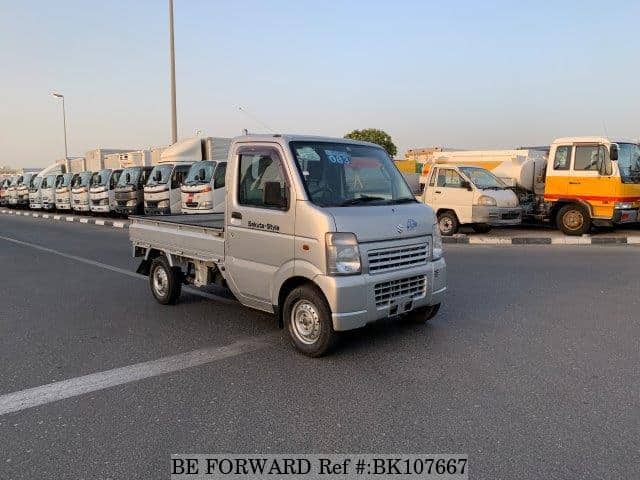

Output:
xmin=1 ymin=213 xmax=639 ymax=479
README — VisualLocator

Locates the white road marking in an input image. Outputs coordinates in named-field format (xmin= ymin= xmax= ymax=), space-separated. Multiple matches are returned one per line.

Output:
xmin=80 ymin=218 xmax=89 ymax=223
xmin=0 ymin=235 xmax=237 ymax=305
xmin=95 ymin=219 xmax=105 ymax=225
xmin=0 ymin=336 xmax=272 ymax=416
xmin=113 ymin=221 xmax=126 ymax=228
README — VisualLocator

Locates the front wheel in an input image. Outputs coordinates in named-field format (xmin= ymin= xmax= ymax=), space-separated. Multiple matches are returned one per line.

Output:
xmin=149 ymin=256 xmax=182 ymax=305
xmin=283 ymin=285 xmax=337 ymax=357
xmin=437 ymin=211 xmax=459 ymax=236
xmin=557 ymin=204 xmax=591 ymax=236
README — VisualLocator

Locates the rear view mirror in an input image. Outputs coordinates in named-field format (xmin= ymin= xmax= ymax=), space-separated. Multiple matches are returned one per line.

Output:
xmin=610 ymin=144 xmax=619 ymax=161
xmin=263 ymin=181 xmax=285 ymax=208
xmin=460 ymin=180 xmax=473 ymax=191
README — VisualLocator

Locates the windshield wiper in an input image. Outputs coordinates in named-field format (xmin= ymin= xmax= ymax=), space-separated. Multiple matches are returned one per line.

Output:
xmin=386 ymin=197 xmax=417 ymax=204
xmin=339 ymin=195 xmax=385 ymax=206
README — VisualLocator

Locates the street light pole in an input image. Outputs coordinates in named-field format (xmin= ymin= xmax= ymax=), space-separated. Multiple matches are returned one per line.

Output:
xmin=169 ymin=0 xmax=178 ymax=144
xmin=52 ymin=92 xmax=69 ymax=171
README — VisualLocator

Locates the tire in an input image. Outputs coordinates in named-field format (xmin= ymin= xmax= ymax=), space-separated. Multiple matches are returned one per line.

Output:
xmin=149 ymin=256 xmax=182 ymax=305
xmin=283 ymin=284 xmax=337 ymax=357
xmin=406 ymin=303 xmax=441 ymax=324
xmin=437 ymin=211 xmax=459 ymax=236
xmin=472 ymin=223 xmax=492 ymax=234
xmin=557 ymin=204 xmax=591 ymax=236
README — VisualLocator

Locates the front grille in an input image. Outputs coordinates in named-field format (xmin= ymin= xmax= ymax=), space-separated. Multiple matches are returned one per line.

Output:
xmin=146 ymin=201 xmax=158 ymax=208
xmin=186 ymin=202 xmax=199 ymax=208
xmin=374 ymin=275 xmax=427 ymax=308
xmin=501 ymin=211 xmax=520 ymax=220
xmin=367 ymin=243 xmax=429 ymax=274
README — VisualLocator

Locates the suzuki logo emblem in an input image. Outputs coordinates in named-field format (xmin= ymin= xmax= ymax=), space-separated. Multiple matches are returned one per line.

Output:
xmin=396 ymin=224 xmax=404 ymax=234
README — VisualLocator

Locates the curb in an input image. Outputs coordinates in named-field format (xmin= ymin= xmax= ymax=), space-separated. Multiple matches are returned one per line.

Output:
xmin=443 ymin=234 xmax=640 ymax=245
xmin=0 ymin=208 xmax=129 ymax=230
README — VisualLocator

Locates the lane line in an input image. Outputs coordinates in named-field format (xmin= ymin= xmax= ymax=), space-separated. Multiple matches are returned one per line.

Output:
xmin=0 ymin=336 xmax=273 ymax=416
xmin=0 ymin=234 xmax=237 ymax=305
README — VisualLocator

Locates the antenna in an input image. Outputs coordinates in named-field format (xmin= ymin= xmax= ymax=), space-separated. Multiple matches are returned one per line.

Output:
xmin=237 ymin=106 xmax=275 ymax=133
xmin=601 ymin=120 xmax=609 ymax=139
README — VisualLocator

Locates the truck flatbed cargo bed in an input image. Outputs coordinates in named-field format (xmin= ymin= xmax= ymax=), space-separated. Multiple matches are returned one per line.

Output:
xmin=129 ymin=213 xmax=224 ymax=230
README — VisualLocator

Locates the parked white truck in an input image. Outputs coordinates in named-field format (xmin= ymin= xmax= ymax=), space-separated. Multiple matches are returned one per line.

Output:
xmin=144 ymin=137 xmax=230 ymax=215
xmin=28 ymin=175 xmax=44 ymax=209
xmin=54 ymin=173 xmax=74 ymax=210
xmin=180 ymin=160 xmax=227 ymax=214
xmin=8 ymin=173 xmax=36 ymax=208
xmin=89 ymin=168 xmax=123 ymax=214
xmin=130 ymin=134 xmax=446 ymax=356
xmin=71 ymin=172 xmax=93 ymax=212
xmin=114 ymin=166 xmax=154 ymax=216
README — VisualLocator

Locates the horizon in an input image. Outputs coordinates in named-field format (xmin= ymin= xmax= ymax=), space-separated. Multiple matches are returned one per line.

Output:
xmin=1 ymin=0 xmax=639 ymax=168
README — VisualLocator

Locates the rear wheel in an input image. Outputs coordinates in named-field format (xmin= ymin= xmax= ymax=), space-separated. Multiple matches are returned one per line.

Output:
xmin=472 ymin=223 xmax=492 ymax=234
xmin=557 ymin=204 xmax=591 ymax=236
xmin=283 ymin=285 xmax=337 ymax=357
xmin=437 ymin=211 xmax=459 ymax=236
xmin=149 ymin=256 xmax=182 ymax=305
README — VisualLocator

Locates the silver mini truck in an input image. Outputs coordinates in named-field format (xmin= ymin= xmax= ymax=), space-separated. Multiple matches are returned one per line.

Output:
xmin=130 ymin=135 xmax=447 ymax=356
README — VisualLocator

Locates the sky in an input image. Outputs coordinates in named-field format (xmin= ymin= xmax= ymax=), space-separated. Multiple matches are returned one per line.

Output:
xmin=1 ymin=0 xmax=639 ymax=167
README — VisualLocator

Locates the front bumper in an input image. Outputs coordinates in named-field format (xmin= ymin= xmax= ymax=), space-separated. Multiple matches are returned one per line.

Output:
xmin=182 ymin=207 xmax=216 ymax=214
xmin=30 ymin=203 xmax=42 ymax=209
xmin=612 ymin=208 xmax=639 ymax=224
xmin=314 ymin=258 xmax=447 ymax=331
xmin=115 ymin=204 xmax=138 ymax=215
xmin=90 ymin=204 xmax=111 ymax=213
xmin=55 ymin=203 xmax=71 ymax=210
xmin=73 ymin=203 xmax=91 ymax=212
xmin=472 ymin=205 xmax=522 ymax=226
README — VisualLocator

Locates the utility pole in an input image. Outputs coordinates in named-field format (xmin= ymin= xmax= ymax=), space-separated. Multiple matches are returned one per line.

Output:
xmin=52 ymin=92 xmax=70 ymax=171
xmin=169 ymin=0 xmax=178 ymax=144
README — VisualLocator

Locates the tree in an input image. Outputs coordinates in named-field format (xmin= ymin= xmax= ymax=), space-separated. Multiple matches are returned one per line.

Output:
xmin=344 ymin=128 xmax=397 ymax=157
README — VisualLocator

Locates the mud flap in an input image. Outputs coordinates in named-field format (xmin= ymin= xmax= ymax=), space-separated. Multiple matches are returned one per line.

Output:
xmin=136 ymin=259 xmax=151 ymax=276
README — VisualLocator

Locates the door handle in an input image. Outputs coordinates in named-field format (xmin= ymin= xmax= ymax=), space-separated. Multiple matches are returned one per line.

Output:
xmin=231 ymin=211 xmax=242 ymax=219
xmin=435 ymin=190 xmax=442 ymax=194
xmin=569 ymin=181 xmax=581 ymax=185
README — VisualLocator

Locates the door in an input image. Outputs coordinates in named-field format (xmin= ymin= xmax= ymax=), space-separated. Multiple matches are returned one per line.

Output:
xmin=433 ymin=167 xmax=475 ymax=223
xmin=225 ymin=147 xmax=295 ymax=310
xmin=109 ymin=171 xmax=121 ymax=209
xmin=170 ymin=165 xmax=190 ymax=213
xmin=569 ymin=144 xmax=611 ymax=218
xmin=422 ymin=167 xmax=439 ymax=206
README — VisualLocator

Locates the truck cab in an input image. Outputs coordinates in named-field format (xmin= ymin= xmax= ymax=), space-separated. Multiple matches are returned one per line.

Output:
xmin=28 ymin=175 xmax=43 ymax=209
xmin=544 ymin=137 xmax=640 ymax=235
xmin=115 ymin=165 xmax=154 ymax=216
xmin=71 ymin=172 xmax=93 ymax=212
xmin=54 ymin=173 xmax=73 ymax=210
xmin=9 ymin=173 xmax=34 ymax=208
xmin=89 ymin=168 xmax=123 ymax=214
xmin=131 ymin=134 xmax=447 ymax=356
xmin=422 ymin=164 xmax=521 ymax=235
xmin=40 ymin=174 xmax=60 ymax=210
xmin=180 ymin=160 xmax=227 ymax=214
xmin=0 ymin=177 xmax=12 ymax=206
xmin=144 ymin=163 xmax=191 ymax=215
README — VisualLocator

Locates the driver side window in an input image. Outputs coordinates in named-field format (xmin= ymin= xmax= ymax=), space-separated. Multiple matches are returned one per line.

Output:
xmin=238 ymin=152 xmax=288 ymax=209
xmin=437 ymin=169 xmax=464 ymax=188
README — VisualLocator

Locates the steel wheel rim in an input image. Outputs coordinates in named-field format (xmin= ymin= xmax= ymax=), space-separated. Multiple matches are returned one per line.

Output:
xmin=439 ymin=217 xmax=453 ymax=234
xmin=564 ymin=210 xmax=584 ymax=230
xmin=153 ymin=266 xmax=169 ymax=297
xmin=291 ymin=300 xmax=321 ymax=345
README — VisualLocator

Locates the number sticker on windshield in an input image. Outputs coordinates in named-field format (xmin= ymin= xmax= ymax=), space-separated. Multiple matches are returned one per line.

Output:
xmin=325 ymin=150 xmax=351 ymax=165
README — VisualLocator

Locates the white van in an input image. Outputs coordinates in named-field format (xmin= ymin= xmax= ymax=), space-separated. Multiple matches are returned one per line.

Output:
xmin=54 ymin=173 xmax=74 ymax=210
xmin=89 ymin=168 xmax=123 ymax=214
xmin=180 ymin=161 xmax=227 ymax=214
xmin=144 ymin=163 xmax=192 ymax=215
xmin=422 ymin=164 xmax=522 ymax=235
xmin=71 ymin=172 xmax=93 ymax=212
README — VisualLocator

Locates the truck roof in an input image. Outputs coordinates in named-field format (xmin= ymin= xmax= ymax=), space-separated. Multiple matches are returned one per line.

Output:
xmin=232 ymin=134 xmax=386 ymax=150
xmin=552 ymin=136 xmax=637 ymax=145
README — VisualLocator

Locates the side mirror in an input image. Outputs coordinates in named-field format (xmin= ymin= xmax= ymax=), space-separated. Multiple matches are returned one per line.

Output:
xmin=125 ymin=173 xmax=131 ymax=183
xmin=460 ymin=180 xmax=473 ymax=191
xmin=610 ymin=144 xmax=619 ymax=161
xmin=599 ymin=158 xmax=613 ymax=176
xmin=263 ymin=181 xmax=286 ymax=208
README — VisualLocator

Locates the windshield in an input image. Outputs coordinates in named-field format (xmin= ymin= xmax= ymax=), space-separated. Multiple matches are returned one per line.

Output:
xmin=92 ymin=169 xmax=111 ymax=187
xmin=146 ymin=165 xmax=173 ymax=186
xmin=58 ymin=173 xmax=72 ymax=187
xmin=29 ymin=176 xmax=42 ymax=189
xmin=290 ymin=141 xmax=415 ymax=207
xmin=72 ymin=172 xmax=92 ymax=188
xmin=117 ymin=167 xmax=141 ymax=187
xmin=184 ymin=161 xmax=215 ymax=185
xmin=617 ymin=143 xmax=640 ymax=183
xmin=459 ymin=166 xmax=507 ymax=189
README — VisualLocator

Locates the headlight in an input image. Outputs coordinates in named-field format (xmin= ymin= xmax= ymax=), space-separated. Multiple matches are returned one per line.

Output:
xmin=98 ymin=198 xmax=109 ymax=205
xmin=126 ymin=199 xmax=136 ymax=206
xmin=614 ymin=202 xmax=634 ymax=209
xmin=326 ymin=232 xmax=361 ymax=275
xmin=476 ymin=195 xmax=497 ymax=206
xmin=432 ymin=219 xmax=443 ymax=260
